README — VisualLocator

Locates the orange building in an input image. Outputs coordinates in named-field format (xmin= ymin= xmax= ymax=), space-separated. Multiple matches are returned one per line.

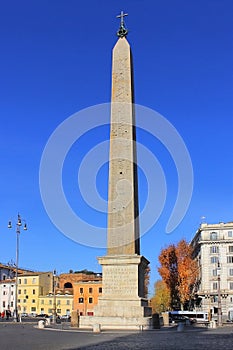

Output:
xmin=57 ymin=271 xmax=102 ymax=315
xmin=73 ymin=280 xmax=102 ymax=316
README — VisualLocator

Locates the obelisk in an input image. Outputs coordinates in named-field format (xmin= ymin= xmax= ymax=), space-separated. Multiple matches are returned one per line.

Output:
xmin=107 ymin=11 xmax=140 ymax=256
xmin=79 ymin=12 xmax=152 ymax=330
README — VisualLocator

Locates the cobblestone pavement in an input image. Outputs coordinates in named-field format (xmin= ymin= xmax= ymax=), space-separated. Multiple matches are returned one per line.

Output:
xmin=0 ymin=322 xmax=233 ymax=350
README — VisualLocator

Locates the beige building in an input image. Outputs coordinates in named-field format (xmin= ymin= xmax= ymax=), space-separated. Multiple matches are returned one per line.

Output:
xmin=191 ymin=221 xmax=233 ymax=322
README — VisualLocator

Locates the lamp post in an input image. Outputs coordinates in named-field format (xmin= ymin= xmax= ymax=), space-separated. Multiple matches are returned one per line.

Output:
xmin=217 ymin=261 xmax=222 ymax=326
xmin=52 ymin=270 xmax=57 ymax=324
xmin=8 ymin=214 xmax=27 ymax=322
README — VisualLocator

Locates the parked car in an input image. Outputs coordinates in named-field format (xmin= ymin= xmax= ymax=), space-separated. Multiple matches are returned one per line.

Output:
xmin=36 ymin=314 xmax=49 ymax=318
xmin=61 ymin=315 xmax=71 ymax=321
xmin=49 ymin=314 xmax=62 ymax=323
xmin=21 ymin=313 xmax=28 ymax=317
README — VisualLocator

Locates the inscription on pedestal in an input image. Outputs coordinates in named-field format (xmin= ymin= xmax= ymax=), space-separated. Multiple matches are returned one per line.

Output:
xmin=103 ymin=265 xmax=137 ymax=297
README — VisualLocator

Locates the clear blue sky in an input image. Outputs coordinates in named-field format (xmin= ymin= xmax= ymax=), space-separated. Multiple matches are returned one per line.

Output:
xmin=0 ymin=0 xmax=232 ymax=296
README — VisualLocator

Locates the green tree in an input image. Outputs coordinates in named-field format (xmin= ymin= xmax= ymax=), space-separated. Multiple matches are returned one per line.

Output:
xmin=151 ymin=279 xmax=170 ymax=313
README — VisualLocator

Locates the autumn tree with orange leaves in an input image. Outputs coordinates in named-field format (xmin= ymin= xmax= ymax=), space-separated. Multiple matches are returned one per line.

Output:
xmin=158 ymin=239 xmax=198 ymax=310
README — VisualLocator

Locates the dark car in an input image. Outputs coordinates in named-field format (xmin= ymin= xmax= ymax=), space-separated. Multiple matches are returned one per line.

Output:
xmin=36 ymin=314 xmax=49 ymax=318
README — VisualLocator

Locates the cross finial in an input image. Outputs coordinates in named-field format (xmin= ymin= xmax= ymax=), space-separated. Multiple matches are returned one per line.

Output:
xmin=116 ymin=11 xmax=128 ymax=38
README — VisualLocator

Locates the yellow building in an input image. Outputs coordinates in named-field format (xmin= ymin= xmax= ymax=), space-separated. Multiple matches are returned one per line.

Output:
xmin=17 ymin=272 xmax=53 ymax=315
xmin=38 ymin=293 xmax=73 ymax=316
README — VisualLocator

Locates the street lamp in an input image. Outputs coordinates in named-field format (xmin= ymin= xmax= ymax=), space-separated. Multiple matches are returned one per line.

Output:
xmin=217 ymin=261 xmax=222 ymax=326
xmin=8 ymin=214 xmax=27 ymax=322
xmin=52 ymin=270 xmax=57 ymax=324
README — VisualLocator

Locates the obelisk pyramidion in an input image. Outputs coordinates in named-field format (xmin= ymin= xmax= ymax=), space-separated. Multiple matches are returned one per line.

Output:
xmin=79 ymin=12 xmax=152 ymax=330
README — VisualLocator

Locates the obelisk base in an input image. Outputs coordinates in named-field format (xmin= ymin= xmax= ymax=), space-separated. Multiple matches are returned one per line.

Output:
xmin=79 ymin=254 xmax=152 ymax=330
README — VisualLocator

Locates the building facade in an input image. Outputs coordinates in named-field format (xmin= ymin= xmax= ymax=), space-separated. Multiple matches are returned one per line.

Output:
xmin=73 ymin=280 xmax=102 ymax=316
xmin=17 ymin=272 xmax=53 ymax=315
xmin=0 ymin=279 xmax=15 ymax=314
xmin=191 ymin=221 xmax=233 ymax=321
xmin=38 ymin=293 xmax=73 ymax=316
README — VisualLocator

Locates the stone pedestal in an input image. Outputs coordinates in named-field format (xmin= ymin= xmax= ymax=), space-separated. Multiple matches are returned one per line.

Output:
xmin=79 ymin=254 xmax=152 ymax=330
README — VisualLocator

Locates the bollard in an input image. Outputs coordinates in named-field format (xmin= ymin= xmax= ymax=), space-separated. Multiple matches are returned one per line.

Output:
xmin=93 ymin=324 xmax=101 ymax=333
xmin=38 ymin=320 xmax=45 ymax=329
xmin=177 ymin=322 xmax=184 ymax=332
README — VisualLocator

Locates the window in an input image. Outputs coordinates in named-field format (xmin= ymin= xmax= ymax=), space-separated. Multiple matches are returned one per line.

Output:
xmin=212 ymin=269 xmax=218 ymax=276
xmin=213 ymin=282 xmax=218 ymax=290
xmin=57 ymin=309 xmax=61 ymax=313
xmin=229 ymin=246 xmax=233 ymax=253
xmin=41 ymin=300 xmax=44 ymax=305
xmin=210 ymin=246 xmax=219 ymax=254
xmin=227 ymin=256 xmax=233 ymax=263
xmin=32 ymin=278 xmax=36 ymax=284
xmin=89 ymin=288 xmax=93 ymax=293
xmin=32 ymin=289 xmax=35 ymax=295
xmin=99 ymin=287 xmax=102 ymax=293
xmin=3 ymin=291 xmax=6 ymax=295
xmin=31 ymin=299 xmax=35 ymax=304
xmin=66 ymin=300 xmax=70 ymax=305
xmin=64 ymin=282 xmax=72 ymax=288
xmin=24 ymin=289 xmax=27 ymax=294
xmin=3 ymin=301 xmax=5 ymax=308
xmin=88 ymin=297 xmax=93 ymax=304
xmin=23 ymin=299 xmax=26 ymax=303
xmin=210 ymin=256 xmax=218 ymax=264
xmin=31 ymin=307 xmax=36 ymax=312
xmin=230 ymin=283 xmax=233 ymax=290
xmin=11 ymin=291 xmax=13 ymax=295
xmin=210 ymin=232 xmax=218 ymax=240
xmin=10 ymin=302 xmax=13 ymax=307
xmin=57 ymin=300 xmax=60 ymax=305
xmin=49 ymin=300 xmax=52 ymax=305
xmin=78 ymin=298 xmax=84 ymax=303
xmin=24 ymin=279 xmax=27 ymax=284
xmin=228 ymin=231 xmax=233 ymax=238
xmin=18 ymin=279 xmax=21 ymax=284
xmin=80 ymin=288 xmax=83 ymax=294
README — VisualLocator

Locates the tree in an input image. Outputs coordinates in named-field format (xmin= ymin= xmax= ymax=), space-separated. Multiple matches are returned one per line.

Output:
xmin=158 ymin=244 xmax=179 ymax=309
xmin=158 ymin=239 xmax=198 ymax=310
xmin=144 ymin=265 xmax=150 ymax=298
xmin=176 ymin=239 xmax=198 ymax=309
xmin=150 ymin=280 xmax=170 ymax=313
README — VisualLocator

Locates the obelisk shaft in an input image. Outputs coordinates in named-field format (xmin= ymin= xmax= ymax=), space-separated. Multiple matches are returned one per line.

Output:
xmin=107 ymin=37 xmax=140 ymax=255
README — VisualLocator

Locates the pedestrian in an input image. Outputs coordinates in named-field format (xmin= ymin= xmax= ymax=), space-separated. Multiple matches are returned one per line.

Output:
xmin=1 ymin=310 xmax=5 ymax=319
xmin=6 ymin=310 xmax=10 ymax=320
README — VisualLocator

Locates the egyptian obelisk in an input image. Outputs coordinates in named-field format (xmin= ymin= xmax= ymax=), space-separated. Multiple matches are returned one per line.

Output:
xmin=79 ymin=12 xmax=152 ymax=330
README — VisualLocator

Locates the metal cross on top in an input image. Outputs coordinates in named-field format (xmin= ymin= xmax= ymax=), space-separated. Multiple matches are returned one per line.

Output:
xmin=116 ymin=11 xmax=128 ymax=38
